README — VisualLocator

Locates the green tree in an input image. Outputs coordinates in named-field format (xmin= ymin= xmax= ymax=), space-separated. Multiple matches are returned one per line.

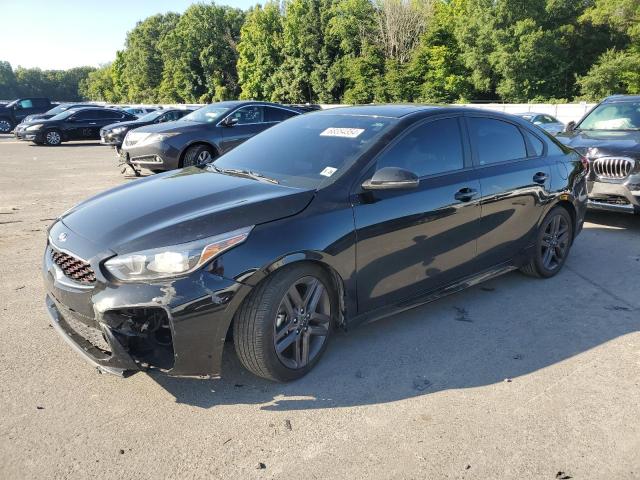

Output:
xmin=578 ymin=49 xmax=640 ymax=99
xmin=79 ymin=64 xmax=119 ymax=102
xmin=0 ymin=61 xmax=18 ymax=99
xmin=237 ymin=2 xmax=284 ymax=100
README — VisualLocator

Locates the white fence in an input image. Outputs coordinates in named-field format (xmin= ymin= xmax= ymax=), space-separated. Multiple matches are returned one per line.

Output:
xmin=460 ymin=103 xmax=595 ymax=124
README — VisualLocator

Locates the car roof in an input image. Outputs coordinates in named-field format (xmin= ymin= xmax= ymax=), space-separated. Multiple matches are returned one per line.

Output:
xmin=603 ymin=95 xmax=640 ymax=103
xmin=314 ymin=104 xmax=449 ymax=118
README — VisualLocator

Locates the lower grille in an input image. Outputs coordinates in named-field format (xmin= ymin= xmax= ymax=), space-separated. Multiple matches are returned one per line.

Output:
xmin=51 ymin=248 xmax=96 ymax=285
xmin=592 ymin=157 xmax=634 ymax=179
xmin=64 ymin=312 xmax=111 ymax=353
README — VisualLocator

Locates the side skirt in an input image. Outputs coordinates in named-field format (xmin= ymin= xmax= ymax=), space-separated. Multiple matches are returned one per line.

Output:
xmin=347 ymin=262 xmax=518 ymax=329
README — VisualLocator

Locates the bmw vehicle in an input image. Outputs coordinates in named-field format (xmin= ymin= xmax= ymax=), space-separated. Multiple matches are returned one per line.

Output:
xmin=120 ymin=101 xmax=302 ymax=173
xmin=100 ymin=108 xmax=194 ymax=152
xmin=514 ymin=112 xmax=565 ymax=136
xmin=43 ymin=106 xmax=587 ymax=381
xmin=21 ymin=107 xmax=137 ymax=146
xmin=557 ymin=95 xmax=640 ymax=214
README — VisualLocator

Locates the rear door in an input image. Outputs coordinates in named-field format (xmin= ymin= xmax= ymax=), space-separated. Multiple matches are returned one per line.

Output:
xmin=219 ymin=105 xmax=268 ymax=152
xmin=465 ymin=114 xmax=552 ymax=270
xmin=93 ymin=110 xmax=126 ymax=136
xmin=352 ymin=115 xmax=482 ymax=313
xmin=64 ymin=109 xmax=95 ymax=140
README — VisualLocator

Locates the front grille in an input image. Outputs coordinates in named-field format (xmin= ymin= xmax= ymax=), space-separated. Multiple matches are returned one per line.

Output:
xmin=592 ymin=157 xmax=634 ymax=179
xmin=51 ymin=248 xmax=96 ymax=285
xmin=63 ymin=311 xmax=111 ymax=353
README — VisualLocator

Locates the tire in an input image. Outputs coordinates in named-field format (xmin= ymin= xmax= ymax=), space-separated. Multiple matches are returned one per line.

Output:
xmin=43 ymin=129 xmax=62 ymax=146
xmin=520 ymin=206 xmax=573 ymax=278
xmin=0 ymin=118 xmax=13 ymax=133
xmin=181 ymin=144 xmax=215 ymax=168
xmin=233 ymin=263 xmax=335 ymax=382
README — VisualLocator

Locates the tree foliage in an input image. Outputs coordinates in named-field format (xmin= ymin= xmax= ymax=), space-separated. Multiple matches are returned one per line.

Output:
xmin=2 ymin=0 xmax=638 ymax=103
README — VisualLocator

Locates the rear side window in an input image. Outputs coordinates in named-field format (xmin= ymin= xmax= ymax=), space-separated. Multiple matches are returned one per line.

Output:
xmin=95 ymin=110 xmax=121 ymax=120
xmin=467 ymin=117 xmax=527 ymax=165
xmin=525 ymin=130 xmax=544 ymax=156
xmin=376 ymin=117 xmax=464 ymax=177
xmin=230 ymin=106 xmax=264 ymax=125
xmin=72 ymin=110 xmax=93 ymax=120
xmin=265 ymin=107 xmax=298 ymax=122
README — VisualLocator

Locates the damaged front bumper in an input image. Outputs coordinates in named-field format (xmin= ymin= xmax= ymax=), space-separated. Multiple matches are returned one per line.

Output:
xmin=42 ymin=223 xmax=252 ymax=378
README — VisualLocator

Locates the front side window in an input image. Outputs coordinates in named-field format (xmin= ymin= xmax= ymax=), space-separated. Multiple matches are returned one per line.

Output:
xmin=18 ymin=99 xmax=33 ymax=109
xmin=579 ymin=101 xmax=640 ymax=130
xmin=467 ymin=117 xmax=527 ymax=165
xmin=71 ymin=110 xmax=94 ymax=121
xmin=229 ymin=106 xmax=264 ymax=125
xmin=376 ymin=118 xmax=464 ymax=176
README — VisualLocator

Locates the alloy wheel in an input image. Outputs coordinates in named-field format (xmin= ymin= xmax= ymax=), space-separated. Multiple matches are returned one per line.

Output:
xmin=196 ymin=150 xmax=212 ymax=164
xmin=273 ymin=276 xmax=331 ymax=369
xmin=46 ymin=131 xmax=61 ymax=145
xmin=0 ymin=120 xmax=12 ymax=133
xmin=540 ymin=214 xmax=570 ymax=271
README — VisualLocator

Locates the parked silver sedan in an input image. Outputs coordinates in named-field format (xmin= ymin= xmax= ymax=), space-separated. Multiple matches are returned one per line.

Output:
xmin=514 ymin=112 xmax=565 ymax=135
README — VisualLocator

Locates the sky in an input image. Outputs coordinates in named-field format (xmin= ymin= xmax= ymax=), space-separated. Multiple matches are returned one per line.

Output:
xmin=0 ymin=0 xmax=257 ymax=70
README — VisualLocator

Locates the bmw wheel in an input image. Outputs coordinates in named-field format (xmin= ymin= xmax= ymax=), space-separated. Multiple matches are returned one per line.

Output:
xmin=521 ymin=206 xmax=573 ymax=278
xmin=182 ymin=145 xmax=215 ymax=168
xmin=44 ymin=129 xmax=62 ymax=146
xmin=233 ymin=263 xmax=335 ymax=382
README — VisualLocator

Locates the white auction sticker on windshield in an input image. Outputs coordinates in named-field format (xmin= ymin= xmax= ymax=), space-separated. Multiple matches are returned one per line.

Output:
xmin=320 ymin=127 xmax=364 ymax=138
xmin=320 ymin=166 xmax=338 ymax=177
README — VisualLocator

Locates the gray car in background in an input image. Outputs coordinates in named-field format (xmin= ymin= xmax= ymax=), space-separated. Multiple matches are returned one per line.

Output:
xmin=514 ymin=112 xmax=565 ymax=135
xmin=120 ymin=101 xmax=302 ymax=173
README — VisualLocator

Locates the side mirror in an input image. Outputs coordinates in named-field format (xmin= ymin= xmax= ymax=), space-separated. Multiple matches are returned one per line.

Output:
xmin=362 ymin=167 xmax=420 ymax=191
xmin=221 ymin=116 xmax=239 ymax=127
xmin=564 ymin=121 xmax=576 ymax=133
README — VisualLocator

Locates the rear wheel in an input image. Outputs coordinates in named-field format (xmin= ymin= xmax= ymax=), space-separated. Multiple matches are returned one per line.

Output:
xmin=233 ymin=264 xmax=335 ymax=382
xmin=43 ymin=129 xmax=62 ymax=146
xmin=182 ymin=144 xmax=215 ymax=168
xmin=520 ymin=206 xmax=573 ymax=278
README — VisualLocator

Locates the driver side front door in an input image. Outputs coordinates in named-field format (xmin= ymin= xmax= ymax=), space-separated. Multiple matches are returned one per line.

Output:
xmin=352 ymin=116 xmax=482 ymax=313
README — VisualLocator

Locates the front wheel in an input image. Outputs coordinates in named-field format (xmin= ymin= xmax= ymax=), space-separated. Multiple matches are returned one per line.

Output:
xmin=520 ymin=206 xmax=573 ymax=278
xmin=43 ymin=129 xmax=62 ymax=146
xmin=182 ymin=144 xmax=215 ymax=168
xmin=0 ymin=118 xmax=13 ymax=133
xmin=233 ymin=264 xmax=335 ymax=382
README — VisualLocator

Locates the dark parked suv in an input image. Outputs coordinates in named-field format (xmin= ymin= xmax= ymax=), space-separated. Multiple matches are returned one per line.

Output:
xmin=21 ymin=107 xmax=136 ymax=145
xmin=120 ymin=101 xmax=302 ymax=172
xmin=557 ymin=95 xmax=640 ymax=214
xmin=42 ymin=106 xmax=587 ymax=381
xmin=0 ymin=97 xmax=53 ymax=133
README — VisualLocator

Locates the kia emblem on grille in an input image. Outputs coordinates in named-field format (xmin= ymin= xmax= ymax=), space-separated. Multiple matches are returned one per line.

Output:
xmin=58 ymin=232 xmax=68 ymax=242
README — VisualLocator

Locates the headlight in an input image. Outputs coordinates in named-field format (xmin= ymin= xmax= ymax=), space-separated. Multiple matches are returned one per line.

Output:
xmin=103 ymin=226 xmax=253 ymax=281
xmin=111 ymin=126 xmax=127 ymax=134
xmin=141 ymin=132 xmax=181 ymax=145
xmin=26 ymin=124 xmax=43 ymax=131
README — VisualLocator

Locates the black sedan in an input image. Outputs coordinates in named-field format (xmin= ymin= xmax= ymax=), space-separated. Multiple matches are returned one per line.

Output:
xmin=21 ymin=107 xmax=137 ymax=146
xmin=120 ymin=101 xmax=302 ymax=172
xmin=42 ymin=105 xmax=587 ymax=381
xmin=100 ymin=108 xmax=194 ymax=153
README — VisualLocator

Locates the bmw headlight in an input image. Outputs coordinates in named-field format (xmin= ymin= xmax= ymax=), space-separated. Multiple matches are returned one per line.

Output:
xmin=103 ymin=226 xmax=253 ymax=281
xmin=26 ymin=124 xmax=44 ymax=131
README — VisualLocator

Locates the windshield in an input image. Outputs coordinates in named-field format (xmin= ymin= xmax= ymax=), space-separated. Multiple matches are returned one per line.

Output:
xmin=182 ymin=105 xmax=229 ymax=123
xmin=579 ymin=101 xmax=640 ymax=130
xmin=138 ymin=110 xmax=164 ymax=122
xmin=213 ymin=113 xmax=398 ymax=188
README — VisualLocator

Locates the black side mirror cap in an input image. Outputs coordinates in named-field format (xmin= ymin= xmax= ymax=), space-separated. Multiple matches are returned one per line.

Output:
xmin=564 ymin=121 xmax=576 ymax=133
xmin=362 ymin=167 xmax=420 ymax=190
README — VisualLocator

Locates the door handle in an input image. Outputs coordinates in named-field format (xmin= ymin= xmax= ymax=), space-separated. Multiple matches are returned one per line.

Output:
xmin=454 ymin=187 xmax=478 ymax=202
xmin=89 ymin=122 xmax=97 ymax=125
xmin=533 ymin=172 xmax=548 ymax=184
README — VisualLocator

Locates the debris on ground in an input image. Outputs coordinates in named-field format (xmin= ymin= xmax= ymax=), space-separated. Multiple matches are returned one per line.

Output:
xmin=119 ymin=449 xmax=125 ymax=455
xmin=454 ymin=307 xmax=472 ymax=322
xmin=605 ymin=305 xmax=631 ymax=311
xmin=465 ymin=464 xmax=471 ymax=470
xmin=284 ymin=419 xmax=292 ymax=431
xmin=222 ymin=438 xmax=231 ymax=445
xmin=355 ymin=370 xmax=364 ymax=379
xmin=555 ymin=472 xmax=571 ymax=479
xmin=36 ymin=406 xmax=44 ymax=410
xmin=413 ymin=376 xmax=433 ymax=391
xmin=15 ymin=286 xmax=25 ymax=291
xmin=504 ymin=378 xmax=512 ymax=383
xmin=256 ymin=462 xmax=266 ymax=469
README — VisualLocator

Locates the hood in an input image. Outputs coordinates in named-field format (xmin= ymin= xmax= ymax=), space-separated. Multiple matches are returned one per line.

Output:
xmin=60 ymin=167 xmax=315 ymax=254
xmin=102 ymin=119 xmax=150 ymax=131
xmin=128 ymin=120 xmax=205 ymax=135
xmin=557 ymin=130 xmax=640 ymax=158
xmin=24 ymin=113 xmax=54 ymax=122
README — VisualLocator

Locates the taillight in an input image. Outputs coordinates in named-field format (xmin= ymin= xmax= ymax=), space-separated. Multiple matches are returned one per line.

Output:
xmin=580 ymin=156 xmax=589 ymax=174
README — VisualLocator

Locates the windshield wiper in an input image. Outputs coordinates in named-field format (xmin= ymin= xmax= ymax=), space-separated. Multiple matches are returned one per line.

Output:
xmin=212 ymin=166 xmax=279 ymax=184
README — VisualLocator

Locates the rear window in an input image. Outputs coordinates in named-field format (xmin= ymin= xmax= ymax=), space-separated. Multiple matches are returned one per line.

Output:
xmin=468 ymin=117 xmax=527 ymax=165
